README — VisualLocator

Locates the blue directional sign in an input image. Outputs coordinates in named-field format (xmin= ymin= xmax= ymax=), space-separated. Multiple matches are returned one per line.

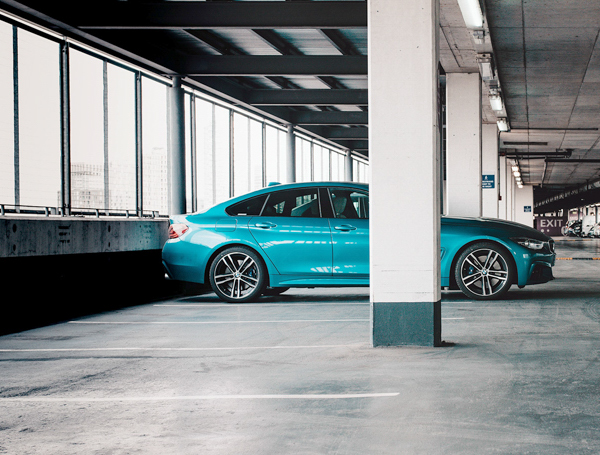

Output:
xmin=482 ymin=174 xmax=495 ymax=189
xmin=524 ymin=206 xmax=532 ymax=212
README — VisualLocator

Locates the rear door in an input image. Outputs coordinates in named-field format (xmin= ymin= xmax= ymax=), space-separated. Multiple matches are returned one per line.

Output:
xmin=248 ymin=187 xmax=333 ymax=276
xmin=327 ymin=187 xmax=370 ymax=277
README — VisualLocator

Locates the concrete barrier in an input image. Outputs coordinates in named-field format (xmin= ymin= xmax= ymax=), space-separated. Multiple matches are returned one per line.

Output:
xmin=0 ymin=217 xmax=205 ymax=335
xmin=2 ymin=217 xmax=169 ymax=257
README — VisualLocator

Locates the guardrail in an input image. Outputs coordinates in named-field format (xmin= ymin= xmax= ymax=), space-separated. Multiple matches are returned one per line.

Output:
xmin=0 ymin=204 xmax=168 ymax=219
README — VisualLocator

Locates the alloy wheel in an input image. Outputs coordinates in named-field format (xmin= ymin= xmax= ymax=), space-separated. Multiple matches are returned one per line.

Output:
xmin=456 ymin=244 xmax=512 ymax=299
xmin=209 ymin=247 xmax=267 ymax=303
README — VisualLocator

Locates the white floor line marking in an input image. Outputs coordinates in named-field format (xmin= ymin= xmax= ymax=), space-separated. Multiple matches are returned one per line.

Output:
xmin=0 ymin=344 xmax=364 ymax=353
xmin=442 ymin=317 xmax=465 ymax=320
xmin=66 ymin=318 xmax=461 ymax=325
xmin=155 ymin=303 xmax=371 ymax=307
xmin=68 ymin=319 xmax=370 ymax=325
xmin=0 ymin=393 xmax=400 ymax=402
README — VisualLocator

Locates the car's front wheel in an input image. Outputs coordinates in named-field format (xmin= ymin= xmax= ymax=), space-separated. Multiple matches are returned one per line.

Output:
xmin=454 ymin=242 xmax=514 ymax=300
xmin=209 ymin=247 xmax=266 ymax=303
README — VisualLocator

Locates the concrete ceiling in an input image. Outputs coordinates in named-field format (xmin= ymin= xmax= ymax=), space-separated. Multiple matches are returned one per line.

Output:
xmin=1 ymin=0 xmax=599 ymax=204
xmin=485 ymin=0 xmax=600 ymax=196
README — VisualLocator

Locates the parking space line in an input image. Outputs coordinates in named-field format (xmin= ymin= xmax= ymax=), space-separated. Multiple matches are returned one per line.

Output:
xmin=0 ymin=393 xmax=400 ymax=402
xmin=556 ymin=257 xmax=600 ymax=260
xmin=68 ymin=319 xmax=370 ymax=325
xmin=155 ymin=303 xmax=371 ymax=307
xmin=0 ymin=344 xmax=365 ymax=353
xmin=68 ymin=318 xmax=462 ymax=325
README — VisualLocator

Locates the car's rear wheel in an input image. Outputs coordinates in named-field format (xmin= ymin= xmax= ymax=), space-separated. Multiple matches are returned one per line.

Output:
xmin=209 ymin=247 xmax=266 ymax=303
xmin=455 ymin=242 xmax=514 ymax=300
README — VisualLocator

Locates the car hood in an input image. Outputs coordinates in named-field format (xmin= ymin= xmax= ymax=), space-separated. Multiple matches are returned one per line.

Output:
xmin=442 ymin=216 xmax=551 ymax=241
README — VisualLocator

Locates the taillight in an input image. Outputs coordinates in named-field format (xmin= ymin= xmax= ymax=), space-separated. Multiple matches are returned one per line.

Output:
xmin=168 ymin=223 xmax=189 ymax=239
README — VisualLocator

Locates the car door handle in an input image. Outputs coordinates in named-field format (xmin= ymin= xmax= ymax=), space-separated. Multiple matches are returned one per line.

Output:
xmin=254 ymin=222 xmax=277 ymax=229
xmin=334 ymin=224 xmax=357 ymax=232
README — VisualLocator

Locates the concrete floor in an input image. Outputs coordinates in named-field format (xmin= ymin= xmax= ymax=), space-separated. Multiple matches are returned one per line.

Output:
xmin=1 ymin=238 xmax=600 ymax=454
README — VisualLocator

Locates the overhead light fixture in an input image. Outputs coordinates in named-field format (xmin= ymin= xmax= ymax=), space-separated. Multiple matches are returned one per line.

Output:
xmin=497 ymin=118 xmax=510 ymax=132
xmin=476 ymin=54 xmax=496 ymax=81
xmin=489 ymin=93 xmax=504 ymax=111
xmin=457 ymin=0 xmax=484 ymax=29
xmin=514 ymin=171 xmax=521 ymax=177
xmin=511 ymin=165 xmax=519 ymax=172
xmin=472 ymin=30 xmax=485 ymax=45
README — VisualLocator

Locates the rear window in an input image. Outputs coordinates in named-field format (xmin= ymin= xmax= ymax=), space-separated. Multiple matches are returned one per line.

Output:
xmin=226 ymin=195 xmax=268 ymax=216
xmin=261 ymin=188 xmax=321 ymax=217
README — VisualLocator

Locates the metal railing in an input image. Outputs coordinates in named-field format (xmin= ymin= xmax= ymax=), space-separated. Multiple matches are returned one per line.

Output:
xmin=0 ymin=204 xmax=167 ymax=219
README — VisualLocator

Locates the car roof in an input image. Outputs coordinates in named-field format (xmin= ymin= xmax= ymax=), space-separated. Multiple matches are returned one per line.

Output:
xmin=206 ymin=181 xmax=368 ymax=213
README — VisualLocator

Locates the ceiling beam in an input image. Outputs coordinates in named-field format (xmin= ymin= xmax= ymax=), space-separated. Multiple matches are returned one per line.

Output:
xmin=545 ymin=159 xmax=600 ymax=163
xmin=246 ymin=89 xmax=368 ymax=106
xmin=335 ymin=140 xmax=369 ymax=151
xmin=319 ymin=30 xmax=362 ymax=56
xmin=174 ymin=56 xmax=367 ymax=76
xmin=50 ymin=2 xmax=367 ymax=29
xmin=325 ymin=127 xmax=369 ymax=140
xmin=291 ymin=111 xmax=368 ymax=125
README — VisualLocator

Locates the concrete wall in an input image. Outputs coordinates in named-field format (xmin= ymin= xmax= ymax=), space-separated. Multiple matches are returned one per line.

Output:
xmin=2 ymin=218 xmax=168 ymax=257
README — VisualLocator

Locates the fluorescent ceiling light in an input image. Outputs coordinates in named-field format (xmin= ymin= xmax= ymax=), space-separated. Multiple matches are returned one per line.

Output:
xmin=476 ymin=54 xmax=495 ymax=81
xmin=514 ymin=171 xmax=521 ymax=177
xmin=497 ymin=118 xmax=510 ymax=132
xmin=489 ymin=94 xmax=504 ymax=111
xmin=457 ymin=0 xmax=484 ymax=29
xmin=511 ymin=165 xmax=519 ymax=172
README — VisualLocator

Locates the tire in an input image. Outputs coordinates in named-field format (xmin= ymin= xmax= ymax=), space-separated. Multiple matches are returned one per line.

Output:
xmin=454 ymin=242 xmax=514 ymax=300
xmin=209 ymin=246 xmax=266 ymax=303
xmin=263 ymin=287 xmax=290 ymax=296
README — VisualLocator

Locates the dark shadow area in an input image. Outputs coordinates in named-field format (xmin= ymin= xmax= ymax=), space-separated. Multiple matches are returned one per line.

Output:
xmin=0 ymin=250 xmax=207 ymax=335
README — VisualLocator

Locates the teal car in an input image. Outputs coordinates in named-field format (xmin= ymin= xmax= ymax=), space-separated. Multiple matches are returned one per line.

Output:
xmin=162 ymin=182 xmax=555 ymax=302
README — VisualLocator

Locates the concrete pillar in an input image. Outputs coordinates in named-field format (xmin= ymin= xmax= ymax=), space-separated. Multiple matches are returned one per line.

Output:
xmin=369 ymin=0 xmax=441 ymax=347
xmin=481 ymin=124 xmax=499 ymax=218
xmin=168 ymin=76 xmax=186 ymax=215
xmin=446 ymin=73 xmax=482 ymax=217
xmin=506 ymin=164 xmax=514 ymax=221
xmin=514 ymin=185 xmax=534 ymax=227
xmin=345 ymin=151 xmax=353 ymax=181
xmin=498 ymin=155 xmax=507 ymax=220
xmin=285 ymin=124 xmax=296 ymax=183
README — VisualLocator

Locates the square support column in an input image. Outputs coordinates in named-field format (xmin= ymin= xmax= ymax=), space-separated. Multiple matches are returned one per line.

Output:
xmin=168 ymin=76 xmax=186 ymax=215
xmin=482 ymin=123 xmax=499 ymax=218
xmin=498 ymin=155 xmax=507 ymax=220
xmin=285 ymin=124 xmax=296 ymax=183
xmin=506 ymin=161 xmax=514 ymax=221
xmin=446 ymin=73 xmax=482 ymax=217
xmin=369 ymin=0 xmax=441 ymax=347
xmin=514 ymin=185 xmax=534 ymax=227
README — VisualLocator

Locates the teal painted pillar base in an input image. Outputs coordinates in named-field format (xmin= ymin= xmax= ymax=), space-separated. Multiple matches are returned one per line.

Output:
xmin=371 ymin=301 xmax=442 ymax=347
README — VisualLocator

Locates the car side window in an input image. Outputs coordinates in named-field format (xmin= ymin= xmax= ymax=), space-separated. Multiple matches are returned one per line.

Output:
xmin=329 ymin=189 xmax=369 ymax=219
xmin=261 ymin=188 xmax=321 ymax=217
xmin=226 ymin=195 xmax=268 ymax=216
